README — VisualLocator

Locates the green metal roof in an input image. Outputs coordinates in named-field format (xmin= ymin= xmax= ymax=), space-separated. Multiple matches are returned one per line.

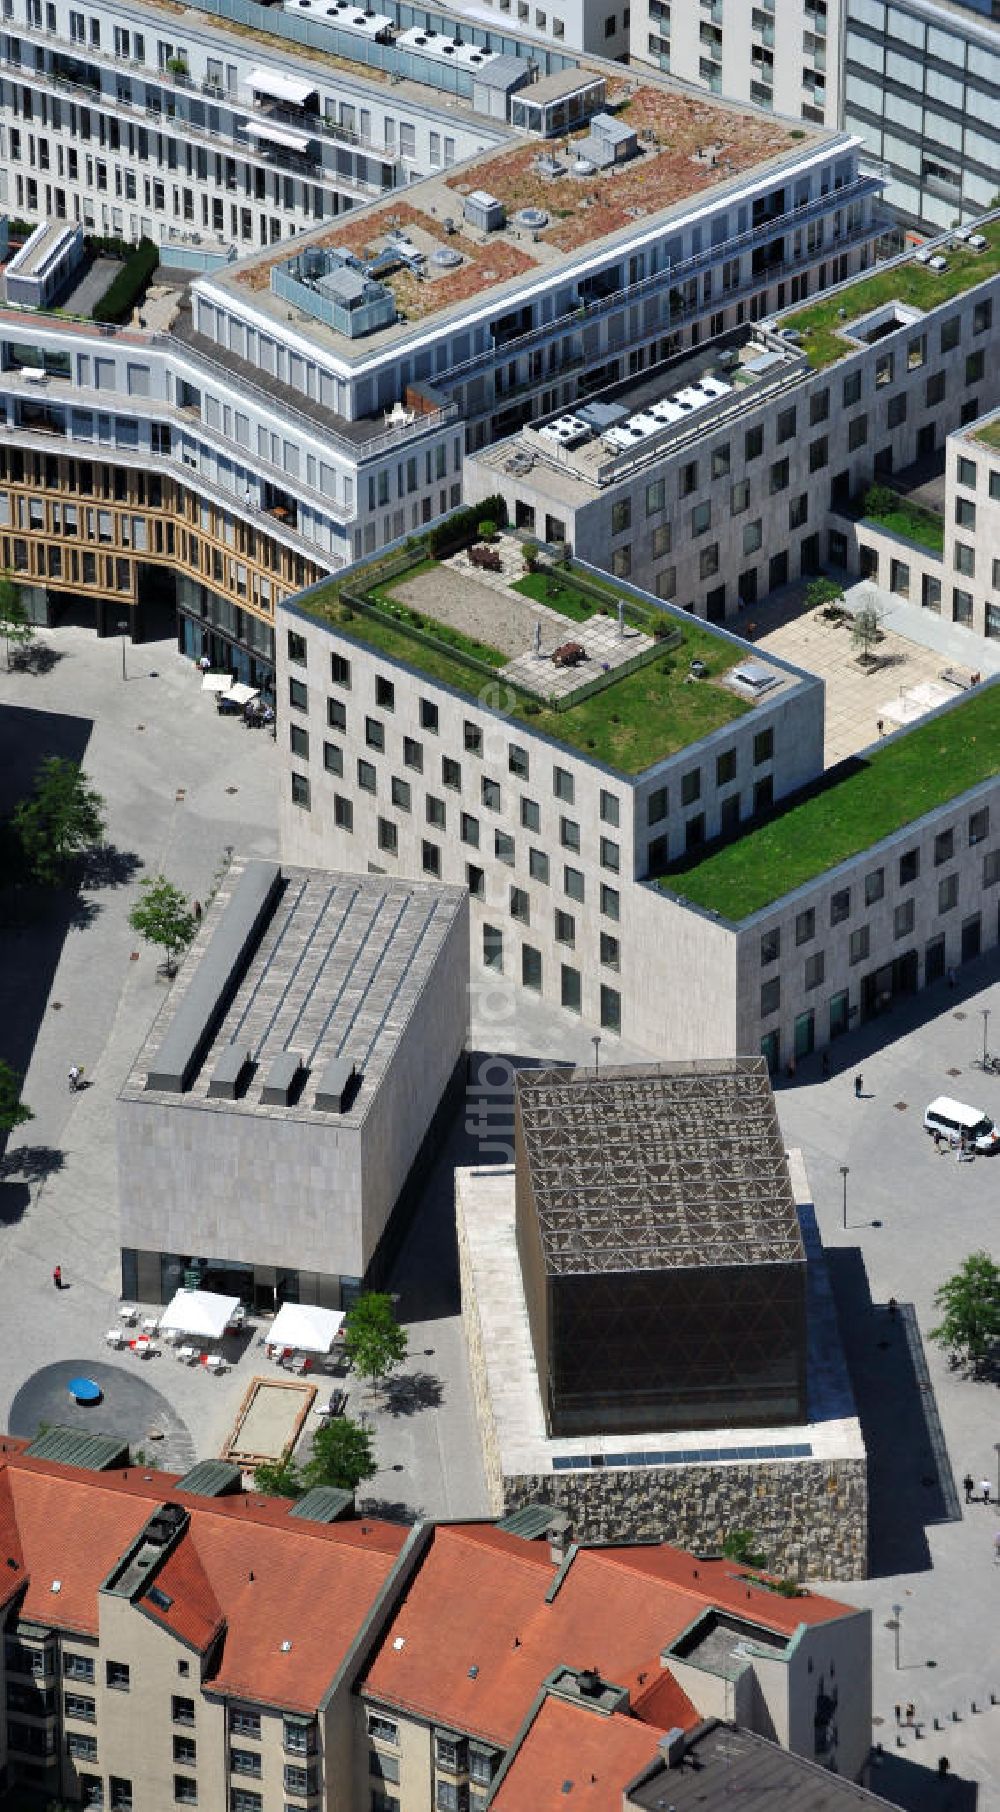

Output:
xmin=288 ymin=1487 xmax=353 ymax=1524
xmin=497 ymin=1504 xmax=557 ymax=1541
xmin=175 ymin=1460 xmax=243 ymax=1498
xmin=24 ymin=1426 xmax=129 ymax=1471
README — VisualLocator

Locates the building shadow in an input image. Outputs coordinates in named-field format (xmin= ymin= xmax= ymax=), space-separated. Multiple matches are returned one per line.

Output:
xmin=868 ymin=1750 xmax=977 ymax=1812
xmin=826 ymin=1249 xmax=959 ymax=1577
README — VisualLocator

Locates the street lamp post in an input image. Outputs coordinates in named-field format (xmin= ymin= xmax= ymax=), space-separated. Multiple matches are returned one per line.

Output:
xmin=840 ymin=1164 xmax=849 ymax=1232
xmin=890 ymin=1602 xmax=902 ymax=1671
xmin=591 ymin=1034 xmax=601 ymax=1077
xmin=982 ymin=1008 xmax=991 ymax=1070
xmin=117 ymin=618 xmax=128 ymax=681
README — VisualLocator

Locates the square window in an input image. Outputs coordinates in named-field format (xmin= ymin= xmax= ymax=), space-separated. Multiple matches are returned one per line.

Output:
xmin=467 ymin=864 xmax=485 ymax=899
xmin=955 ymin=496 xmax=976 ymax=530
xmin=894 ymin=899 xmax=914 ymax=938
xmin=743 ymin=519 xmax=762 ymax=555
xmin=600 ymin=885 xmax=620 ymax=921
xmin=377 ymin=819 xmax=397 ymax=858
xmin=760 ymin=928 xmax=780 ymax=965
xmin=482 ymin=778 xmax=501 ymax=811
xmin=561 ymin=965 xmax=582 ymax=1014
xmin=699 ymin=542 xmax=720 ymax=580
xmin=966 ymin=350 xmax=985 ymax=385
xmin=809 ymin=388 xmax=830 ymax=425
xmin=375 ymin=675 xmax=395 ymax=710
xmin=865 ymin=867 xmax=884 ymax=905
xmin=600 ymin=836 xmax=620 ymax=873
xmin=327 ymin=698 xmax=347 ymax=733
xmin=564 ymin=865 xmax=585 ymax=903
xmin=324 ymin=741 xmax=343 ymax=777
xmin=679 ymin=460 xmax=698 ymax=497
xmin=553 ymin=766 xmax=575 ymax=804
xmin=365 ymin=716 xmax=385 ymax=752
xmin=940 ymin=316 xmax=960 ymax=353
xmin=611 ymin=546 xmax=632 ymax=579
xmin=554 ymin=910 xmax=575 ymax=947
xmin=357 ymin=759 xmax=376 ymax=794
xmin=330 ymin=652 xmax=351 ymax=688
xmin=711 ymin=442 xmax=731 ymax=479
xmin=464 ymin=721 xmax=483 ymax=755
xmin=983 ymin=849 xmax=1000 ymax=888
xmin=753 ymin=728 xmax=773 ymax=766
xmin=954 ymin=542 xmax=975 ymax=578
xmin=560 ymin=816 xmax=581 ymax=852
xmin=957 ymin=456 xmax=977 ymax=489
xmin=426 ymin=795 xmax=446 ymax=830
xmin=420 ymin=699 xmax=439 ymax=733
xmin=848 ymin=414 xmax=868 ymax=451
xmin=652 ymin=523 xmax=671 ymax=558
xmin=483 ymin=925 xmax=503 ymax=972
xmin=849 ymin=925 xmax=869 ymax=964
xmin=287 ymin=629 xmax=307 ymax=666
xmin=691 ymin=500 xmax=711 ymax=537
xmin=680 ymin=768 xmax=701 ymax=807
xmin=600 ymin=789 xmax=620 ymax=827
xmin=969 ymin=807 xmax=989 ymax=846
xmin=510 ymin=886 xmax=530 ymax=924
xmin=521 ymin=797 xmax=540 ymax=832
xmin=809 ymin=435 xmax=828 ymax=473
xmin=522 ymin=944 xmax=542 ymax=990
xmin=842 ymin=372 xmax=861 ymax=407
xmin=508 ymin=744 xmax=529 ymax=780
xmin=460 ymin=812 xmax=479 ymax=846
xmin=744 ymin=425 xmax=763 ymax=462
xmin=288 ymin=677 xmax=308 ymax=713
xmin=290 ymin=723 xmax=309 ymax=760
xmin=938 ymin=873 xmax=958 ymax=913
xmin=899 ymin=848 xmax=919 ymax=885
xmin=760 ymin=976 xmax=780 ymax=1016
xmin=600 ymin=931 xmax=620 ymax=970
xmin=600 ymin=984 xmax=621 ymax=1032
xmin=611 ymin=498 xmax=631 ymax=535
xmin=403 ymin=737 xmax=423 ymax=772
xmin=796 ymin=908 xmax=815 ymax=945
xmin=646 ymin=477 xmax=665 ymax=516
xmin=731 ymin=479 xmax=750 ymax=515
xmin=934 ymin=828 xmax=954 ymax=866
xmin=769 ymin=457 xmax=789 ymax=494
xmin=776 ymin=406 xmax=796 ymax=443
xmin=334 ymin=796 xmax=353 ymax=832
xmin=422 ymin=840 xmax=441 ymax=878
xmin=291 ymin=772 xmax=310 ymax=810
xmin=804 ymin=950 xmax=824 ymax=990
xmin=529 ymin=847 xmax=549 ymax=883
xmin=716 ymin=748 xmax=737 ymax=787
xmin=442 ymin=756 xmax=462 ymax=790
xmin=495 ymin=830 xmax=515 ymax=865
xmin=647 ymin=785 xmax=668 ymax=825
xmin=830 ymin=887 xmax=850 ymax=925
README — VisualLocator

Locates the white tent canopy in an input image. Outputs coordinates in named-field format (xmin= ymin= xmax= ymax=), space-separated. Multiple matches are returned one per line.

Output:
xmin=268 ymin=1302 xmax=345 ymax=1354
xmin=249 ymin=66 xmax=318 ymax=107
xmin=159 ymin=1288 xmax=241 ymax=1342
xmin=246 ymin=119 xmax=312 ymax=154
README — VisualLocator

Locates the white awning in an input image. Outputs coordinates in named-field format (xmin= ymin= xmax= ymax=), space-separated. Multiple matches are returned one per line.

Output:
xmin=228 ymin=682 xmax=260 ymax=706
xmin=201 ymin=672 xmax=232 ymax=693
xmin=159 ymin=1288 xmax=241 ymax=1341
xmin=249 ymin=65 xmax=318 ymax=107
xmin=268 ymin=1302 xmax=345 ymax=1354
xmin=246 ymin=119 xmax=313 ymax=154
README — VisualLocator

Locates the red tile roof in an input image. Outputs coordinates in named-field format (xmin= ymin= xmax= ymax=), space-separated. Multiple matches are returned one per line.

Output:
xmin=0 ymin=1451 xmax=408 ymax=1707
xmin=491 ymin=1697 xmax=661 ymax=1812
xmin=362 ymin=1525 xmax=858 ymax=1745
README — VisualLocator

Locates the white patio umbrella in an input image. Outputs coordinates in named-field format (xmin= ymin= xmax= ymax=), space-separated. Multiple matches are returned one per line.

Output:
xmin=268 ymin=1302 xmax=345 ymax=1354
xmin=158 ymin=1288 xmax=241 ymax=1342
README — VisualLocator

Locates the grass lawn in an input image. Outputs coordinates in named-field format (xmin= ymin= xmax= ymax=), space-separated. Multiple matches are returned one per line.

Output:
xmin=301 ymin=578 xmax=750 ymax=774
xmin=861 ymin=501 xmax=944 ymax=553
xmin=512 ymin=570 xmax=653 ymax=628
xmin=973 ymin=419 xmax=1000 ymax=453
xmin=662 ymin=683 xmax=1000 ymax=920
xmin=783 ymin=227 xmax=1000 ymax=369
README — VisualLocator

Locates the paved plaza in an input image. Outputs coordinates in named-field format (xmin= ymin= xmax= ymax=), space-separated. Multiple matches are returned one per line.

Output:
xmin=3 ymin=617 xmax=1000 ymax=1808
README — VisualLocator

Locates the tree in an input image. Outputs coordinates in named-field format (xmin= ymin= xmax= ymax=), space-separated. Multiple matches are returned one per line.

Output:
xmin=0 ymin=1060 xmax=33 ymax=1136
xmin=303 ymin=1416 xmax=377 ymax=1493
xmin=343 ymin=1291 xmax=408 ymax=1395
xmin=863 ymin=483 xmax=897 ymax=521
xmin=804 ymin=576 xmax=845 ymax=612
xmin=0 ymin=573 xmax=34 ymax=670
xmin=722 ymin=1528 xmax=766 ymax=1569
xmin=13 ymin=757 xmax=105 ymax=886
xmin=129 ymin=875 xmax=197 ymax=975
xmin=253 ymin=1456 xmax=303 ymax=1498
xmin=930 ymin=1251 xmax=1000 ymax=1372
xmin=851 ymin=597 xmax=883 ymax=666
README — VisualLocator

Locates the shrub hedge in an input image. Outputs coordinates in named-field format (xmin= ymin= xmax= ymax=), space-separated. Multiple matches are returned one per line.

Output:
xmin=428 ymin=493 xmax=507 ymax=558
xmin=91 ymin=238 xmax=159 ymax=325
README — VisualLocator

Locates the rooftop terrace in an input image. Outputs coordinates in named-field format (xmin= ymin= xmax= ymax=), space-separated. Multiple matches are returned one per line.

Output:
xmin=293 ymin=543 xmax=794 ymax=775
xmin=662 ymin=682 xmax=1000 ymax=921
xmin=971 ymin=414 xmax=1000 ymax=455
xmin=223 ymin=88 xmax=819 ymax=346
xmin=780 ymin=219 xmax=1000 ymax=370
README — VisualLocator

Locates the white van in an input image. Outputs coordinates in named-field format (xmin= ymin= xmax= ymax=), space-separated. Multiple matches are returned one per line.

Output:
xmin=924 ymin=1095 xmax=1000 ymax=1153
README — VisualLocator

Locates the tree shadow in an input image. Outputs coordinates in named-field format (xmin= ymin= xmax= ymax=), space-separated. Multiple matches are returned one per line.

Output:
xmin=357 ymin=1496 xmax=422 ymax=1525
xmin=80 ymin=843 xmax=143 ymax=891
xmin=382 ymin=1371 xmax=444 ymax=1418
xmin=66 ymin=892 xmax=102 ymax=930
xmin=0 ymin=1144 xmax=64 ymax=1186
xmin=9 ymin=643 xmax=65 ymax=676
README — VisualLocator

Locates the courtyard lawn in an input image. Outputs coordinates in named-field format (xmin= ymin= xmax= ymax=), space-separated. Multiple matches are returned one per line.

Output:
xmin=512 ymin=570 xmax=653 ymax=628
xmin=662 ymin=683 xmax=1000 ymax=920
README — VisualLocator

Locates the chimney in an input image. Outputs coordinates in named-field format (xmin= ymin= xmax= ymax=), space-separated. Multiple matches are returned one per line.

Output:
xmin=547 ymin=1510 xmax=572 ymax=1562
xmin=659 ymin=1729 xmax=688 ymax=1770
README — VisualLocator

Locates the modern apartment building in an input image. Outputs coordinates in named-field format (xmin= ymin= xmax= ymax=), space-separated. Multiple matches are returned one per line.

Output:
xmin=275 ymin=555 xmax=824 ymax=1050
xmin=464 ymin=219 xmax=1000 ymax=622
xmin=0 ymin=1 xmax=885 ymax=678
xmin=0 ymin=1436 xmax=877 ymax=1809
xmin=634 ymin=0 xmax=841 ymax=131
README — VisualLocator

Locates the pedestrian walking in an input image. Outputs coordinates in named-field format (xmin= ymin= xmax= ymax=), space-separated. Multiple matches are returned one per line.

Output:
xmin=854 ymin=1073 xmax=863 ymax=1098
xmin=68 ymin=1064 xmax=82 ymax=1093
xmin=982 ymin=1478 xmax=992 ymax=1505
xmin=52 ymin=1265 xmax=62 ymax=1290
xmin=193 ymin=900 xmax=202 ymax=922
xmin=887 ymin=1297 xmax=898 ymax=1322
xmin=894 ymin=1704 xmax=901 ymax=1725
xmin=964 ymin=1473 xmax=975 ymax=1503
xmin=947 ymin=967 xmax=956 ymax=989
xmin=906 ymin=1703 xmax=915 ymax=1726
xmin=821 ymin=1051 xmax=830 ymax=1078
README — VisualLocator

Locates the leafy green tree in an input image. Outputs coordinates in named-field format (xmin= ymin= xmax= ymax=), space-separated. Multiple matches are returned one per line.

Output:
xmin=344 ymin=1291 xmax=408 ymax=1395
xmin=851 ymin=599 xmax=883 ymax=665
xmin=804 ymin=577 xmax=845 ymax=612
xmin=0 ymin=1060 xmax=33 ymax=1136
xmin=722 ymin=1529 xmax=767 ymax=1569
xmin=863 ymin=483 xmax=897 ymax=520
xmin=13 ymin=757 xmax=105 ymax=885
xmin=303 ymin=1416 xmax=377 ymax=1493
xmin=0 ymin=573 xmax=34 ymax=670
xmin=129 ymin=875 xmax=197 ymax=975
xmin=930 ymin=1251 xmax=1000 ymax=1371
xmin=253 ymin=1457 xmax=303 ymax=1498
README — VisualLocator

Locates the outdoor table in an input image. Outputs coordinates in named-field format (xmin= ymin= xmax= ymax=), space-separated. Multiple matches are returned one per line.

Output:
xmin=119 ymin=1304 xmax=139 ymax=1325
xmin=68 ymin=1377 xmax=102 ymax=1405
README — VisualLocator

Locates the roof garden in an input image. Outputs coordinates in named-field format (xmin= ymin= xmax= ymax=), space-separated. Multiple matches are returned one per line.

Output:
xmin=661 ymin=682 xmax=1000 ymax=921
xmin=972 ymin=417 xmax=1000 ymax=454
xmin=781 ymin=222 xmax=1000 ymax=370
xmin=295 ymin=545 xmax=759 ymax=775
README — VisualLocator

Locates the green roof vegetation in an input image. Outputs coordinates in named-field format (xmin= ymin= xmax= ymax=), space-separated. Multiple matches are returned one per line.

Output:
xmin=783 ymin=226 xmax=1000 ymax=370
xmin=860 ymin=497 xmax=944 ymax=553
xmin=512 ymin=569 xmax=651 ymax=628
xmin=662 ymin=683 xmax=1000 ymax=921
xmin=299 ymin=560 xmax=753 ymax=775
xmin=973 ymin=418 xmax=1000 ymax=453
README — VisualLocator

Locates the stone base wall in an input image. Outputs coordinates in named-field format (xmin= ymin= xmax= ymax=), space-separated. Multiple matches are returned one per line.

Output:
xmin=456 ymin=1167 xmax=505 ymax=1510
xmin=500 ymin=1458 xmax=869 ymax=1582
